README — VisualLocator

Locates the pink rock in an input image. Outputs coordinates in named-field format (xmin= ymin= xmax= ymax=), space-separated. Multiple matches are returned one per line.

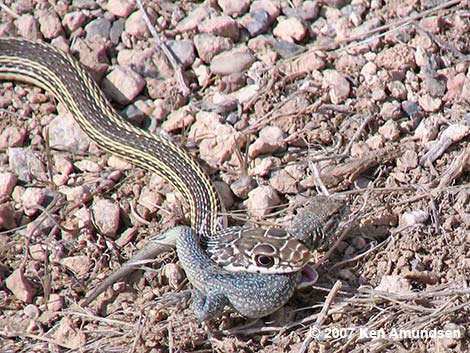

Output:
xmin=47 ymin=294 xmax=64 ymax=311
xmin=199 ymin=16 xmax=240 ymax=41
xmin=270 ymin=168 xmax=299 ymax=194
xmin=49 ymin=113 xmax=91 ymax=154
xmin=194 ymin=33 xmax=233 ymax=63
xmin=323 ymin=70 xmax=350 ymax=104
xmin=230 ymin=176 xmax=257 ymax=199
xmin=273 ymin=17 xmax=307 ymax=42
xmin=107 ymin=155 xmax=133 ymax=171
xmin=218 ymin=0 xmax=251 ymax=16
xmin=375 ymin=275 xmax=411 ymax=294
xmin=53 ymin=156 xmax=74 ymax=176
xmin=60 ymin=185 xmax=92 ymax=203
xmin=6 ymin=269 xmax=37 ymax=303
xmin=61 ymin=256 xmax=92 ymax=277
xmin=245 ymin=186 xmax=280 ymax=217
xmin=375 ymin=44 xmax=416 ymax=70
xmin=125 ymin=10 xmax=155 ymax=37
xmin=248 ymin=126 xmax=285 ymax=158
xmin=210 ymin=51 xmax=255 ymax=75
xmin=176 ymin=7 xmax=213 ymax=32
xmin=107 ymin=0 xmax=135 ymax=17
xmin=378 ymin=120 xmax=400 ymax=141
xmin=37 ymin=9 xmax=63 ymax=39
xmin=21 ymin=187 xmax=47 ymax=216
xmin=54 ymin=317 xmax=86 ymax=348
xmin=72 ymin=38 xmax=109 ymax=82
xmin=17 ymin=14 xmax=41 ymax=39
xmin=102 ymin=66 xmax=146 ymax=105
xmin=0 ymin=126 xmax=26 ymax=149
xmin=189 ymin=112 xmax=242 ymax=167
xmin=138 ymin=186 xmax=163 ymax=213
xmin=30 ymin=244 xmax=47 ymax=261
xmin=92 ymin=198 xmax=121 ymax=238
xmin=251 ymin=0 xmax=281 ymax=22
xmin=418 ymin=94 xmax=442 ymax=112
xmin=8 ymin=148 xmax=47 ymax=183
xmin=62 ymin=11 xmax=88 ymax=33
xmin=0 ymin=172 xmax=17 ymax=197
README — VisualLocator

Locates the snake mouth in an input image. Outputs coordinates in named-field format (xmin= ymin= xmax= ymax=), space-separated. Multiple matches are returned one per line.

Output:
xmin=297 ymin=265 xmax=319 ymax=289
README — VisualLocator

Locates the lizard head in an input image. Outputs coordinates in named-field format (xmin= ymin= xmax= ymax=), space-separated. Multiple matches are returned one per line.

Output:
xmin=205 ymin=227 xmax=314 ymax=274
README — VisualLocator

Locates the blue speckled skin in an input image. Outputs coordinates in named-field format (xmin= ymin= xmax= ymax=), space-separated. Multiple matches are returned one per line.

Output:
xmin=175 ymin=226 xmax=301 ymax=321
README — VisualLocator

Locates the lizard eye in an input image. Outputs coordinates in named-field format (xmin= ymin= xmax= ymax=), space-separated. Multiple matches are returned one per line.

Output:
xmin=254 ymin=254 xmax=275 ymax=268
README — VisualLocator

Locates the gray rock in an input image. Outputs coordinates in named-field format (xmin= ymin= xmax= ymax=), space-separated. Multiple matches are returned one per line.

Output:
xmin=239 ymin=9 xmax=271 ymax=36
xmin=85 ymin=18 xmax=111 ymax=40
xmin=167 ymin=40 xmax=196 ymax=68
xmin=110 ymin=18 xmax=125 ymax=44
xmin=8 ymin=148 xmax=47 ymax=183
xmin=274 ymin=40 xmax=305 ymax=58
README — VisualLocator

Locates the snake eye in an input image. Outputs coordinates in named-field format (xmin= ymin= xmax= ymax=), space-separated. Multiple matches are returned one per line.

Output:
xmin=254 ymin=254 xmax=275 ymax=268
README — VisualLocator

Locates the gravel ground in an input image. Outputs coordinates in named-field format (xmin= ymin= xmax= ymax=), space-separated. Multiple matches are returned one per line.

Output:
xmin=0 ymin=0 xmax=469 ymax=352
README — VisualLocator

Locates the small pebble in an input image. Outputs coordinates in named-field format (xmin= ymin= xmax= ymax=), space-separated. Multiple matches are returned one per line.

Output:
xmin=248 ymin=125 xmax=285 ymax=158
xmin=125 ymin=10 xmax=154 ymax=37
xmin=167 ymin=40 xmax=196 ymax=68
xmin=400 ymin=210 xmax=429 ymax=227
xmin=47 ymin=294 xmax=65 ymax=311
xmin=378 ymin=120 xmax=400 ymax=141
xmin=102 ymin=66 xmax=146 ymax=105
xmin=0 ymin=172 xmax=17 ymax=197
xmin=217 ymin=0 xmax=251 ymax=17
xmin=49 ymin=113 xmax=91 ymax=154
xmin=37 ymin=9 xmax=63 ymax=39
xmin=210 ymin=51 xmax=255 ymax=75
xmin=92 ymin=198 xmax=121 ymax=238
xmin=194 ymin=33 xmax=233 ymax=63
xmin=61 ymin=256 xmax=92 ymax=277
xmin=230 ymin=176 xmax=257 ymax=199
xmin=245 ymin=185 xmax=280 ymax=217
xmin=60 ymin=185 xmax=93 ymax=203
xmin=239 ymin=9 xmax=272 ymax=37
xmin=0 ymin=204 xmax=16 ymax=229
xmin=375 ymin=275 xmax=411 ymax=294
xmin=24 ymin=304 xmax=41 ymax=319
xmin=198 ymin=16 xmax=240 ymax=41
xmin=107 ymin=0 xmax=134 ymax=17
xmin=5 ymin=269 xmax=37 ymax=303
xmin=273 ymin=16 xmax=307 ymax=42
xmin=21 ymin=187 xmax=47 ymax=216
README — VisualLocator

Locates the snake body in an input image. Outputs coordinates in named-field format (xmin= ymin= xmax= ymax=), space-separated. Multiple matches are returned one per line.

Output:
xmin=0 ymin=37 xmax=314 ymax=319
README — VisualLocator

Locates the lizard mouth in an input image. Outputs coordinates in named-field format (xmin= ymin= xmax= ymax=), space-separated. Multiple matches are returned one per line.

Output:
xmin=297 ymin=265 xmax=319 ymax=289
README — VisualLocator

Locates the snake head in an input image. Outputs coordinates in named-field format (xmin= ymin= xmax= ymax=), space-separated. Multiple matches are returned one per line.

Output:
xmin=205 ymin=227 xmax=313 ymax=274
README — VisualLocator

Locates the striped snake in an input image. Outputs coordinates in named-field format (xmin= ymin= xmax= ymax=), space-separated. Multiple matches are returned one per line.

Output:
xmin=0 ymin=37 xmax=313 ymax=277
